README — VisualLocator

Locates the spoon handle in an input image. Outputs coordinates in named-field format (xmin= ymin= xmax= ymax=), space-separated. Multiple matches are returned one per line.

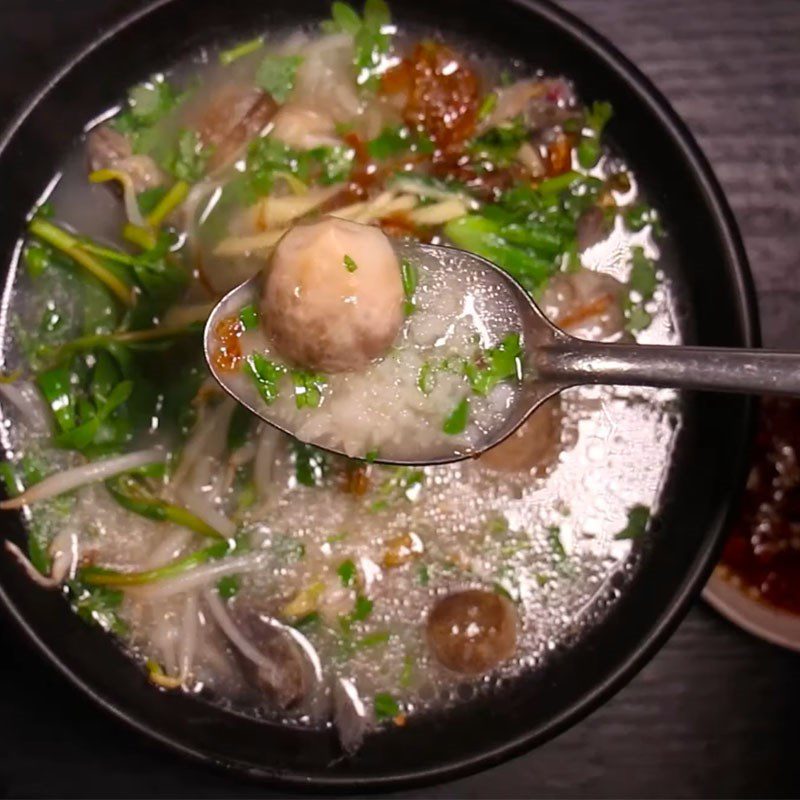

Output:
xmin=537 ymin=341 xmax=800 ymax=396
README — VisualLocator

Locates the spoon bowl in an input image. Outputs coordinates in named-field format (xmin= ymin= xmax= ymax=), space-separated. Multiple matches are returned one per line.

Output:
xmin=205 ymin=240 xmax=800 ymax=466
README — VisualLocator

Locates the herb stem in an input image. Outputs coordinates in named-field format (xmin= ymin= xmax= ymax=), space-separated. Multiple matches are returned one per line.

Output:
xmin=28 ymin=218 xmax=135 ymax=306
xmin=147 ymin=180 xmax=189 ymax=228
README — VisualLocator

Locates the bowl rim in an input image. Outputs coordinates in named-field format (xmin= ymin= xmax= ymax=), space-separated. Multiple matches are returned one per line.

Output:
xmin=0 ymin=0 xmax=759 ymax=788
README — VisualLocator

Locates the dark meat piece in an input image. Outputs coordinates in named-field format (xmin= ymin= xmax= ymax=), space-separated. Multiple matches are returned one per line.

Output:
xmin=193 ymin=84 xmax=278 ymax=172
xmin=232 ymin=609 xmax=311 ymax=709
xmin=480 ymin=396 xmax=563 ymax=474
xmin=576 ymin=206 xmax=610 ymax=252
xmin=86 ymin=125 xmax=164 ymax=191
xmin=426 ymin=589 xmax=517 ymax=675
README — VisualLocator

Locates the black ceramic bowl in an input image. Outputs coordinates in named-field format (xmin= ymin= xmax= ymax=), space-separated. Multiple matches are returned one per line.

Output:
xmin=0 ymin=0 xmax=756 ymax=789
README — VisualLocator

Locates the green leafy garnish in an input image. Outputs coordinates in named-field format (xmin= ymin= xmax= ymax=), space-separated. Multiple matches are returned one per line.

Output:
xmin=615 ymin=504 xmax=650 ymax=540
xmin=292 ymin=441 xmax=328 ymax=487
xmin=291 ymin=369 xmax=326 ymax=409
xmin=112 ymin=76 xmax=182 ymax=153
xmin=374 ymin=691 xmax=400 ymax=720
xmin=400 ymin=257 xmax=418 ymax=315
xmin=339 ymin=594 xmax=373 ymax=633
xmin=443 ymin=397 xmax=469 ymax=435
xmin=167 ymin=129 xmax=210 ymax=183
xmin=548 ymin=525 xmax=567 ymax=562
xmin=468 ymin=116 xmax=528 ymax=167
xmin=417 ymin=563 xmax=430 ymax=586
xmin=343 ymin=254 xmax=358 ymax=272
xmin=324 ymin=0 xmax=393 ymax=92
xmin=367 ymin=125 xmax=434 ymax=160
xmin=477 ymin=92 xmax=498 ymax=121
xmin=577 ymin=101 xmax=613 ymax=169
xmin=624 ymin=247 xmax=658 ymax=332
xmin=464 ymin=333 xmax=523 ymax=395
xmin=337 ymin=558 xmax=358 ymax=587
xmin=255 ymin=54 xmax=303 ymax=103
xmin=239 ymin=304 xmax=259 ymax=331
xmin=217 ymin=575 xmax=240 ymax=598
xmin=370 ymin=467 xmax=424 ymax=512
xmin=245 ymin=353 xmax=286 ymax=404
xmin=67 ymin=581 xmax=126 ymax=635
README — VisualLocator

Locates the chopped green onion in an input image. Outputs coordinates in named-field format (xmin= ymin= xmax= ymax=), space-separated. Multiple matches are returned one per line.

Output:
xmin=374 ymin=691 xmax=400 ymax=720
xmin=245 ymin=353 xmax=286 ymax=405
xmin=239 ymin=304 xmax=259 ymax=331
xmin=217 ymin=575 xmax=240 ymax=598
xmin=343 ymin=254 xmax=358 ymax=272
xmin=443 ymin=397 xmax=469 ymax=435
xmin=615 ymin=505 xmax=650 ymax=540
xmin=337 ymin=558 xmax=357 ymax=587
xmin=401 ymin=257 xmax=418 ymax=315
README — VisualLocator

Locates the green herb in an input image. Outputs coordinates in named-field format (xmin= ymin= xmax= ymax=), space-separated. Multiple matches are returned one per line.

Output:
xmin=464 ymin=333 xmax=523 ymax=396
xmin=219 ymin=36 xmax=264 ymax=65
xmin=343 ymin=254 xmax=358 ymax=272
xmin=146 ymin=180 xmax=190 ymax=228
xmin=625 ymin=204 xmax=663 ymax=235
xmin=137 ymin=186 xmax=168 ymax=216
xmin=217 ymin=575 xmax=240 ymax=598
xmin=366 ymin=126 xmax=425 ymax=160
xmin=292 ymin=441 xmax=328 ymax=487
xmin=67 ymin=581 xmax=126 ymax=635
xmin=291 ymin=369 xmax=326 ymax=409
xmin=477 ymin=92 xmax=498 ymax=121
xmin=548 ymin=525 xmax=567 ymax=562
xmin=400 ymin=257 xmax=418 ymax=315
xmin=374 ymin=691 xmax=400 ymax=720
xmin=79 ymin=539 xmax=232 ymax=587
xmin=443 ymin=397 xmax=469 ymax=435
xmin=468 ymin=117 xmax=528 ymax=167
xmin=106 ymin=473 xmax=226 ymax=539
xmin=577 ymin=101 xmax=613 ymax=169
xmin=417 ymin=361 xmax=434 ymax=395
xmin=309 ymin=145 xmax=355 ymax=185
xmin=245 ymin=353 xmax=286 ymax=405
xmin=167 ymin=129 xmax=209 ymax=183
xmin=355 ymin=630 xmax=390 ymax=648
xmin=293 ymin=611 xmax=320 ymax=630
xmin=339 ymin=594 xmax=373 ymax=633
xmin=417 ymin=563 xmax=430 ymax=586
xmin=624 ymin=247 xmax=657 ymax=332
xmin=112 ymin=76 xmax=182 ymax=153
xmin=324 ymin=0 xmax=393 ymax=92
xmin=246 ymin=136 xmax=310 ymax=197
xmin=615 ymin=504 xmax=650 ymax=540
xmin=324 ymin=1 xmax=363 ymax=34
xmin=255 ymin=54 xmax=303 ymax=103
xmin=337 ymin=558 xmax=358 ymax=587
xmin=444 ymin=215 xmax=556 ymax=294
xmin=28 ymin=218 xmax=135 ymax=307
xmin=537 ymin=170 xmax=582 ymax=195
xmin=364 ymin=449 xmax=379 ymax=463
xmin=239 ymin=304 xmax=259 ymax=331
xmin=370 ymin=466 xmax=425 ymax=512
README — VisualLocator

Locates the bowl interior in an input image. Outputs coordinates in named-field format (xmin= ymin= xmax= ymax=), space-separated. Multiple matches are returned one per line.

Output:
xmin=0 ymin=0 xmax=756 ymax=787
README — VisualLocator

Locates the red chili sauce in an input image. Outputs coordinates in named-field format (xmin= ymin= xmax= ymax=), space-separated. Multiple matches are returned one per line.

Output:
xmin=720 ymin=397 xmax=800 ymax=612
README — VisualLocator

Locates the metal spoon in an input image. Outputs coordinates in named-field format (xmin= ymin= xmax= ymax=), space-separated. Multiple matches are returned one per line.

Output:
xmin=205 ymin=241 xmax=800 ymax=466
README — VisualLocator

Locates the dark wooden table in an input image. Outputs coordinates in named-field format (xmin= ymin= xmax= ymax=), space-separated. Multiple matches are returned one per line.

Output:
xmin=1 ymin=1 xmax=799 ymax=797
